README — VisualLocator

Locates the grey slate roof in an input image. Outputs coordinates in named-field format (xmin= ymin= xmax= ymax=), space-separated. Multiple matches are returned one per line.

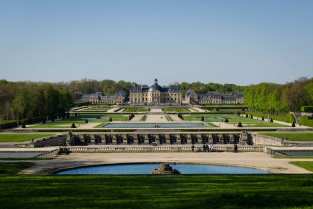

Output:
xmin=186 ymin=91 xmax=243 ymax=101
xmin=130 ymin=79 xmax=181 ymax=93
xmin=81 ymin=89 xmax=126 ymax=101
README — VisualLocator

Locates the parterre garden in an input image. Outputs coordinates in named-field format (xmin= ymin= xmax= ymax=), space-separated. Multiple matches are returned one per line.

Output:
xmin=162 ymin=108 xmax=190 ymax=112
xmin=0 ymin=134 xmax=56 ymax=142
xmin=27 ymin=114 xmax=130 ymax=128
xmin=259 ymin=132 xmax=313 ymax=141
xmin=123 ymin=108 xmax=150 ymax=112
xmin=184 ymin=114 xmax=290 ymax=127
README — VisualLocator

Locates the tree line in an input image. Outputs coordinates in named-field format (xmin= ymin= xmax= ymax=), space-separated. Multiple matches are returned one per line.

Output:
xmin=0 ymin=80 xmax=73 ymax=122
xmin=1 ymin=77 xmax=312 ymax=123
xmin=244 ymin=77 xmax=313 ymax=114
xmin=179 ymin=82 xmax=244 ymax=97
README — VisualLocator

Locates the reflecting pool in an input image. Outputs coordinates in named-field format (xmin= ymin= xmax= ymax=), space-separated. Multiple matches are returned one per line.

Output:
xmin=57 ymin=163 xmax=269 ymax=174
xmin=103 ymin=123 xmax=209 ymax=128
xmin=281 ymin=151 xmax=313 ymax=156
xmin=204 ymin=117 xmax=226 ymax=119
xmin=80 ymin=117 xmax=118 ymax=120
xmin=0 ymin=152 xmax=41 ymax=158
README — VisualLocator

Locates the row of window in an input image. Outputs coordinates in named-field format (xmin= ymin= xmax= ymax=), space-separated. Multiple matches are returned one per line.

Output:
xmin=131 ymin=93 xmax=179 ymax=97
xmin=131 ymin=98 xmax=180 ymax=103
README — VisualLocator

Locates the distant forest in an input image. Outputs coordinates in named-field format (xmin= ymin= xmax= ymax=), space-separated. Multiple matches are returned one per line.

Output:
xmin=0 ymin=77 xmax=312 ymax=121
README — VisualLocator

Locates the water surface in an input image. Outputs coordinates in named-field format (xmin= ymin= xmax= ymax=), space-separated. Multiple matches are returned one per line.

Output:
xmin=103 ymin=123 xmax=209 ymax=128
xmin=57 ymin=163 xmax=269 ymax=174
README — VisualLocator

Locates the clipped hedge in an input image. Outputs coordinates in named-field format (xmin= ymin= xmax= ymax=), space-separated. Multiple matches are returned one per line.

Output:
xmin=0 ymin=117 xmax=46 ymax=129
xmin=245 ymin=112 xmax=296 ymax=123
xmin=300 ymin=116 xmax=313 ymax=127
xmin=301 ymin=106 xmax=313 ymax=113
xmin=0 ymin=121 xmax=18 ymax=129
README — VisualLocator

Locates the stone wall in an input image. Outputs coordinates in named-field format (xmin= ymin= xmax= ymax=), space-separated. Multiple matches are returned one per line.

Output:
xmin=66 ymin=131 xmax=253 ymax=146
xmin=60 ymin=145 xmax=263 ymax=153
xmin=251 ymin=134 xmax=285 ymax=146
xmin=34 ymin=135 xmax=66 ymax=147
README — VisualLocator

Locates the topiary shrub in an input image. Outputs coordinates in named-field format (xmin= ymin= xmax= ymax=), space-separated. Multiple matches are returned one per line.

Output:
xmin=246 ymin=114 xmax=248 ymax=118
xmin=292 ymin=122 xmax=296 ymax=127
xmin=201 ymin=116 xmax=204 ymax=121
xmin=238 ymin=122 xmax=242 ymax=127
xmin=270 ymin=118 xmax=273 ymax=122
xmin=225 ymin=118 xmax=229 ymax=123
xmin=250 ymin=114 xmax=253 ymax=119
xmin=109 ymin=117 xmax=112 ymax=122
xmin=71 ymin=123 xmax=76 ymax=128
xmin=22 ymin=123 xmax=26 ymax=128
xmin=85 ymin=119 xmax=88 ymax=123
xmin=262 ymin=116 xmax=264 ymax=121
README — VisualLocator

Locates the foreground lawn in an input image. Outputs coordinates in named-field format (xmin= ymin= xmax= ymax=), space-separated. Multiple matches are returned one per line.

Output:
xmin=0 ymin=134 xmax=55 ymax=142
xmin=184 ymin=114 xmax=289 ymax=127
xmin=0 ymin=174 xmax=313 ymax=209
xmin=0 ymin=162 xmax=35 ymax=174
xmin=290 ymin=161 xmax=313 ymax=172
xmin=259 ymin=132 xmax=313 ymax=141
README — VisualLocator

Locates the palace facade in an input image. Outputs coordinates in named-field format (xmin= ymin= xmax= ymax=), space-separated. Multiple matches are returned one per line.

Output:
xmin=129 ymin=79 xmax=182 ymax=104
xmin=81 ymin=90 xmax=126 ymax=104
xmin=185 ymin=89 xmax=244 ymax=104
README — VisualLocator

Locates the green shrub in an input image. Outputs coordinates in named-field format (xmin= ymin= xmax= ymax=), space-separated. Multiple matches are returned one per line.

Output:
xmin=225 ymin=118 xmax=229 ymax=123
xmin=85 ymin=119 xmax=88 ymax=123
xmin=71 ymin=123 xmax=76 ymax=128
xmin=270 ymin=118 xmax=273 ymax=122
xmin=238 ymin=122 xmax=242 ymax=127
xmin=301 ymin=106 xmax=313 ymax=112
xmin=292 ymin=122 xmax=296 ymax=127
xmin=250 ymin=114 xmax=253 ymax=119
xmin=201 ymin=116 xmax=204 ymax=121
xmin=245 ymin=112 xmax=296 ymax=124
xmin=0 ymin=121 xmax=18 ymax=129
xmin=300 ymin=116 xmax=313 ymax=127
xmin=109 ymin=117 xmax=112 ymax=122
xmin=246 ymin=114 xmax=248 ymax=118
xmin=262 ymin=116 xmax=264 ymax=121
xmin=22 ymin=124 xmax=26 ymax=128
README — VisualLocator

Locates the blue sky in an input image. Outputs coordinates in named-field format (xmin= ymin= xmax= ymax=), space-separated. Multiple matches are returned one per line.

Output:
xmin=0 ymin=0 xmax=312 ymax=86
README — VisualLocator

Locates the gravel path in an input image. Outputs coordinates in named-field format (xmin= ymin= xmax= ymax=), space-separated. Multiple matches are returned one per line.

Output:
xmin=14 ymin=151 xmax=313 ymax=174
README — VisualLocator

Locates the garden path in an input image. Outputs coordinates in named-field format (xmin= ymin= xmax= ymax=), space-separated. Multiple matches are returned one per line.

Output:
xmin=145 ymin=114 xmax=168 ymax=123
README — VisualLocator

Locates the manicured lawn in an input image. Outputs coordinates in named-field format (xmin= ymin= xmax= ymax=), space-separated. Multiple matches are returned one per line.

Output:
xmin=0 ymin=174 xmax=313 ymax=208
xmin=140 ymin=115 xmax=147 ymax=121
xmin=290 ymin=161 xmax=313 ymax=172
xmin=0 ymin=134 xmax=55 ymax=142
xmin=0 ymin=162 xmax=35 ymax=174
xmin=123 ymin=108 xmax=149 ymax=112
xmin=275 ymin=156 xmax=313 ymax=159
xmin=163 ymin=108 xmax=190 ymax=112
xmin=184 ymin=114 xmax=289 ymax=127
xmin=28 ymin=114 xmax=130 ymax=128
xmin=259 ymin=132 xmax=313 ymax=141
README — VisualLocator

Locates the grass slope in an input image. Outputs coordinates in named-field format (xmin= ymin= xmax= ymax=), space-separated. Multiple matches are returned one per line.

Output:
xmin=0 ymin=134 xmax=55 ymax=142
xmin=1 ymin=174 xmax=313 ymax=208
xmin=259 ymin=132 xmax=313 ymax=141
xmin=290 ymin=161 xmax=313 ymax=172
xmin=0 ymin=162 xmax=35 ymax=174
xmin=1 ymin=162 xmax=313 ymax=208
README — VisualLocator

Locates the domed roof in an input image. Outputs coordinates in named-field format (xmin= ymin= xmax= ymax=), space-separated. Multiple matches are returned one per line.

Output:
xmin=149 ymin=78 xmax=163 ymax=92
